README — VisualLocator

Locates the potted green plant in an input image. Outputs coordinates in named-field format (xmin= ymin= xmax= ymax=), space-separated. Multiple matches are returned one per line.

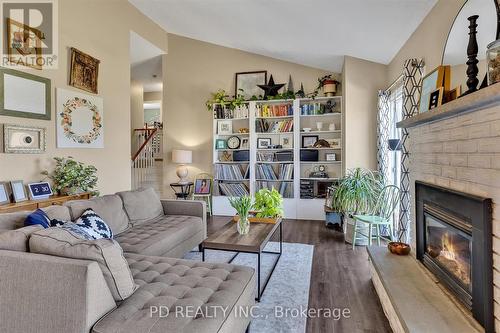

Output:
xmin=205 ymin=89 xmax=231 ymax=111
xmin=252 ymin=188 xmax=283 ymax=222
xmin=308 ymin=74 xmax=340 ymax=98
xmin=41 ymin=156 xmax=99 ymax=196
xmin=333 ymin=168 xmax=382 ymax=244
xmin=229 ymin=195 xmax=253 ymax=235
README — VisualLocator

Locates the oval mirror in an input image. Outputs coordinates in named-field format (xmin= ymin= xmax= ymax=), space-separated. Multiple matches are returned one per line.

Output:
xmin=442 ymin=0 xmax=499 ymax=90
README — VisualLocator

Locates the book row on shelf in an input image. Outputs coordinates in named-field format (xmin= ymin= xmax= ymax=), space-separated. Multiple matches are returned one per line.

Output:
xmin=300 ymin=99 xmax=338 ymax=115
xmin=256 ymin=118 xmax=293 ymax=133
xmin=255 ymin=103 xmax=293 ymax=117
xmin=256 ymin=163 xmax=293 ymax=180
xmin=256 ymin=181 xmax=293 ymax=198
xmin=213 ymin=104 xmax=249 ymax=119
xmin=215 ymin=164 xmax=249 ymax=180
xmin=215 ymin=182 xmax=249 ymax=197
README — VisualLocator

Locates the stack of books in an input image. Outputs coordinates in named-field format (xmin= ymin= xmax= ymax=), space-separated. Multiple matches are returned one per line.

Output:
xmin=278 ymin=164 xmax=293 ymax=180
xmin=256 ymin=119 xmax=293 ymax=133
xmin=256 ymin=103 xmax=293 ymax=117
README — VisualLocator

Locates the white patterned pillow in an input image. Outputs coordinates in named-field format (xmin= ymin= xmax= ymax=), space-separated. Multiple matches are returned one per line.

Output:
xmin=74 ymin=209 xmax=113 ymax=239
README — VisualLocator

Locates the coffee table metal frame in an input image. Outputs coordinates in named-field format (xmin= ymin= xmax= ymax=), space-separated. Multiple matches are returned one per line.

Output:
xmin=201 ymin=221 xmax=283 ymax=302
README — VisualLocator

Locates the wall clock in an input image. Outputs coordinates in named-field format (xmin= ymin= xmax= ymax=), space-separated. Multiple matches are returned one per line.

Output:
xmin=227 ymin=136 xmax=241 ymax=149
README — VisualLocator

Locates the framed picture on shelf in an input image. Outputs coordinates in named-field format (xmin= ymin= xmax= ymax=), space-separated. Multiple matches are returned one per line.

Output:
xmin=217 ymin=120 xmax=233 ymax=135
xmin=235 ymin=71 xmax=267 ymax=99
xmin=241 ymin=138 xmax=249 ymax=149
xmin=428 ymin=87 xmax=444 ymax=110
xmin=257 ymin=138 xmax=272 ymax=149
xmin=215 ymin=139 xmax=227 ymax=149
xmin=418 ymin=65 xmax=449 ymax=114
xmin=0 ymin=67 xmax=51 ymax=120
xmin=10 ymin=180 xmax=27 ymax=203
xmin=194 ymin=179 xmax=211 ymax=195
xmin=0 ymin=182 xmax=10 ymax=205
xmin=302 ymin=135 xmax=319 ymax=148
xmin=328 ymin=138 xmax=342 ymax=148
xmin=280 ymin=134 xmax=293 ymax=148
xmin=446 ymin=86 xmax=461 ymax=102
xmin=326 ymin=153 xmax=337 ymax=161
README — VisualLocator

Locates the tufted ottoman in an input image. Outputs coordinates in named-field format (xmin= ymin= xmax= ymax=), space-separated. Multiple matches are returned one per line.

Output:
xmin=92 ymin=253 xmax=256 ymax=333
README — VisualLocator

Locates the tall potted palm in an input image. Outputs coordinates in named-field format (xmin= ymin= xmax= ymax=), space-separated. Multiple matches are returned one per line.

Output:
xmin=332 ymin=168 xmax=383 ymax=244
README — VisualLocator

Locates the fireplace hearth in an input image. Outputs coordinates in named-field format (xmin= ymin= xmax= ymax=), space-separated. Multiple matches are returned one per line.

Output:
xmin=416 ymin=181 xmax=493 ymax=332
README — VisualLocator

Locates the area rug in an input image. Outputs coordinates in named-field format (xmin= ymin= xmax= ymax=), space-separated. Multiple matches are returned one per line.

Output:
xmin=184 ymin=242 xmax=314 ymax=333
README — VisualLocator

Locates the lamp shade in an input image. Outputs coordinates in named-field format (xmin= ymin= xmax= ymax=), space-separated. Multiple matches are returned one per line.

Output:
xmin=172 ymin=149 xmax=192 ymax=164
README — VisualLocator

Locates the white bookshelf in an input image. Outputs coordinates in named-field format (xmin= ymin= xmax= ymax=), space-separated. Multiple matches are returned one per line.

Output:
xmin=212 ymin=96 xmax=344 ymax=220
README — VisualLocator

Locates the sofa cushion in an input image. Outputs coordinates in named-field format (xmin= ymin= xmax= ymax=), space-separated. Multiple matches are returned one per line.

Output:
xmin=74 ymin=209 xmax=113 ymax=239
xmin=117 ymin=188 xmax=163 ymax=225
xmin=29 ymin=227 xmax=137 ymax=301
xmin=65 ymin=195 xmax=130 ymax=235
xmin=0 ymin=225 xmax=43 ymax=251
xmin=24 ymin=209 xmax=51 ymax=228
xmin=92 ymin=253 xmax=255 ymax=333
xmin=115 ymin=215 xmax=203 ymax=256
xmin=0 ymin=205 xmax=72 ymax=231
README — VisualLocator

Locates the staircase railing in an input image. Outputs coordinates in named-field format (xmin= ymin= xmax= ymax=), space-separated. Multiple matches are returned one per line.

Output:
xmin=131 ymin=128 xmax=158 ymax=189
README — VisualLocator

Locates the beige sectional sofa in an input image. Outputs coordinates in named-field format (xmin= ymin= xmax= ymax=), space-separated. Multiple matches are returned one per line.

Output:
xmin=0 ymin=188 xmax=255 ymax=333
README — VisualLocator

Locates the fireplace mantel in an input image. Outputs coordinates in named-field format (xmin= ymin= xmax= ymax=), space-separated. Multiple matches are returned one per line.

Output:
xmin=397 ymin=83 xmax=500 ymax=129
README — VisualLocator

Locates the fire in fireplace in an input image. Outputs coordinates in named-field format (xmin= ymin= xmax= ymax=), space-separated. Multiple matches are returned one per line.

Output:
xmin=415 ymin=181 xmax=493 ymax=333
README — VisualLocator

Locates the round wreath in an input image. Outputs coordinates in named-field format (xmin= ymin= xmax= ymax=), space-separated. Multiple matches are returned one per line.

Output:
xmin=60 ymin=97 xmax=102 ymax=144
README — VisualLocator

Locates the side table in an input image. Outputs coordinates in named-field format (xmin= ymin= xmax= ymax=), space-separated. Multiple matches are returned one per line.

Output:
xmin=170 ymin=182 xmax=193 ymax=200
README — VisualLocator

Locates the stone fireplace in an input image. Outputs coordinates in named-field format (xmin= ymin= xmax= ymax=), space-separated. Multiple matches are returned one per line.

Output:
xmin=415 ymin=181 xmax=492 ymax=330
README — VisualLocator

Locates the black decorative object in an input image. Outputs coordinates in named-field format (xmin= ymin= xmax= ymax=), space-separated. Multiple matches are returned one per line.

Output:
xmin=257 ymin=75 xmax=285 ymax=99
xmin=296 ymin=83 xmax=305 ymax=98
xmin=464 ymin=15 xmax=480 ymax=96
xmin=287 ymin=75 xmax=294 ymax=93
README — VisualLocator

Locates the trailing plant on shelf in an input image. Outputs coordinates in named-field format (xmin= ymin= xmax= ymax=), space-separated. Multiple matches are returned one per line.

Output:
xmin=41 ymin=156 xmax=99 ymax=196
xmin=206 ymin=89 xmax=247 ymax=111
xmin=229 ymin=195 xmax=253 ymax=235
xmin=253 ymin=188 xmax=283 ymax=218
xmin=308 ymin=74 xmax=340 ymax=99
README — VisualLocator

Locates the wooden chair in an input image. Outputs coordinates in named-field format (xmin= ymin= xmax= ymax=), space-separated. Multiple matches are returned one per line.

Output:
xmin=351 ymin=185 xmax=400 ymax=249
xmin=192 ymin=173 xmax=213 ymax=216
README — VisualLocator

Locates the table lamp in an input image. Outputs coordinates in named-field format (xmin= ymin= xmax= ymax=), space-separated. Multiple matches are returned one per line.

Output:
xmin=172 ymin=149 xmax=192 ymax=184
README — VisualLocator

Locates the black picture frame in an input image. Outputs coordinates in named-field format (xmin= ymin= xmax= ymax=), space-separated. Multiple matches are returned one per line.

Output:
xmin=235 ymin=71 xmax=267 ymax=99
xmin=302 ymin=135 xmax=319 ymax=148
xmin=257 ymin=138 xmax=272 ymax=149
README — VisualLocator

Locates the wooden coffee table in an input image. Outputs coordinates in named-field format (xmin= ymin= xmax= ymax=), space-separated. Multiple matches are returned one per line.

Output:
xmin=201 ymin=218 xmax=283 ymax=301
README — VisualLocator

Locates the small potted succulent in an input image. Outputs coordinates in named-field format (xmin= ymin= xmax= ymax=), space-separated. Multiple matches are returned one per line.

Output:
xmin=229 ymin=195 xmax=253 ymax=235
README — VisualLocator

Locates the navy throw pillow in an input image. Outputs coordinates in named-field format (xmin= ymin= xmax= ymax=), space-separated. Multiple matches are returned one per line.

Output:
xmin=24 ymin=209 xmax=51 ymax=228
xmin=74 ymin=209 xmax=113 ymax=239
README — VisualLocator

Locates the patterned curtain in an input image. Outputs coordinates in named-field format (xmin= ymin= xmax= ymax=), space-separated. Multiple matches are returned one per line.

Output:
xmin=398 ymin=58 xmax=425 ymax=243
xmin=377 ymin=90 xmax=391 ymax=185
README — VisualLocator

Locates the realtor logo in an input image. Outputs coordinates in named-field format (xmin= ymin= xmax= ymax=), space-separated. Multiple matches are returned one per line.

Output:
xmin=0 ymin=0 xmax=58 ymax=69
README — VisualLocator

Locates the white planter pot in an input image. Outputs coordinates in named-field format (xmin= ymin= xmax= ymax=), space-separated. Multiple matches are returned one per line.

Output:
xmin=344 ymin=215 xmax=369 ymax=246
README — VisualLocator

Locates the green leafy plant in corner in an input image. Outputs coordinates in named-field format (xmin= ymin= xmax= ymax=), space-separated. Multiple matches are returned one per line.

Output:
xmin=332 ymin=168 xmax=382 ymax=216
xmin=41 ymin=156 xmax=99 ymax=196
xmin=253 ymin=188 xmax=284 ymax=218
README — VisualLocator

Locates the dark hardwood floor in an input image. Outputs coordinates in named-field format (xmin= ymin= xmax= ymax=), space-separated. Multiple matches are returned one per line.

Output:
xmin=207 ymin=216 xmax=391 ymax=333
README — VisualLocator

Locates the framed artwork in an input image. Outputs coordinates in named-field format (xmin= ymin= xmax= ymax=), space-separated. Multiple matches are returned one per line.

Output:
xmin=302 ymin=135 xmax=319 ymax=148
xmin=257 ymin=138 xmax=272 ymax=149
xmin=235 ymin=71 xmax=267 ymax=99
xmin=241 ymin=138 xmax=249 ymax=149
xmin=328 ymin=138 xmax=342 ymax=148
xmin=428 ymin=87 xmax=444 ymax=110
xmin=28 ymin=182 xmax=53 ymax=200
xmin=215 ymin=139 xmax=227 ymax=149
xmin=6 ymin=18 xmax=43 ymax=70
xmin=446 ymin=86 xmax=462 ymax=102
xmin=326 ymin=153 xmax=337 ymax=161
xmin=0 ymin=182 xmax=10 ymax=205
xmin=10 ymin=180 xmax=27 ymax=203
xmin=3 ymin=124 xmax=46 ymax=153
xmin=217 ymin=120 xmax=232 ymax=135
xmin=194 ymin=179 xmax=211 ymax=195
xmin=0 ymin=67 xmax=51 ymax=120
xmin=280 ymin=134 xmax=293 ymax=148
xmin=56 ymin=88 xmax=104 ymax=148
xmin=419 ymin=65 xmax=449 ymax=113
xmin=69 ymin=48 xmax=100 ymax=94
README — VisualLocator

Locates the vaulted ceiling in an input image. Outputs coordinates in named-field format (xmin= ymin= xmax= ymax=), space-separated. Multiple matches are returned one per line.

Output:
xmin=129 ymin=0 xmax=437 ymax=72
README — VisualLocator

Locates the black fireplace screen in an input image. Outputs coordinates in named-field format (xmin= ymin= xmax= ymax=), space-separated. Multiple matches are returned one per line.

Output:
xmin=425 ymin=214 xmax=472 ymax=292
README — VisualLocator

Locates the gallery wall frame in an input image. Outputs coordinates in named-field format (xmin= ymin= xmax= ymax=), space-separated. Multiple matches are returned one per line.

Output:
xmin=0 ymin=67 xmax=51 ymax=120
